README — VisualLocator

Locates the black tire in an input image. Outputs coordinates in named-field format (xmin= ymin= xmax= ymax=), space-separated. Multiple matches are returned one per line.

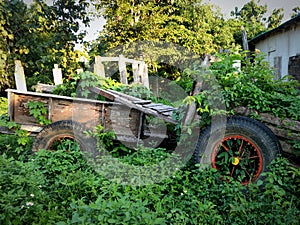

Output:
xmin=194 ymin=116 xmax=282 ymax=184
xmin=32 ymin=120 xmax=98 ymax=157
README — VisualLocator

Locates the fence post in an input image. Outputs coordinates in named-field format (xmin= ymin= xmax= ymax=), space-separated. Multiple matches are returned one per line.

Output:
xmin=94 ymin=56 xmax=105 ymax=78
xmin=76 ymin=68 xmax=84 ymax=74
xmin=132 ymin=62 xmax=139 ymax=83
xmin=139 ymin=61 xmax=149 ymax=89
xmin=52 ymin=64 xmax=63 ymax=85
xmin=14 ymin=60 xmax=27 ymax=91
xmin=118 ymin=55 xmax=128 ymax=84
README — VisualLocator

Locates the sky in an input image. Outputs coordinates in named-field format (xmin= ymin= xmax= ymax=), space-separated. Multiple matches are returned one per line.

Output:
xmin=24 ymin=0 xmax=300 ymax=42
xmin=203 ymin=0 xmax=299 ymax=22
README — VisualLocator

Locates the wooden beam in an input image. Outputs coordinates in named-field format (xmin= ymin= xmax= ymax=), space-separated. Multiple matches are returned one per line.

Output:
xmin=89 ymin=87 xmax=115 ymax=101
xmin=94 ymin=56 xmax=106 ymax=78
xmin=14 ymin=60 xmax=27 ymax=92
xmin=118 ymin=55 xmax=128 ymax=84
xmin=52 ymin=64 xmax=63 ymax=85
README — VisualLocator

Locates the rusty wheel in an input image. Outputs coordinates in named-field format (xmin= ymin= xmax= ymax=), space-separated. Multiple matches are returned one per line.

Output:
xmin=194 ymin=116 xmax=281 ymax=184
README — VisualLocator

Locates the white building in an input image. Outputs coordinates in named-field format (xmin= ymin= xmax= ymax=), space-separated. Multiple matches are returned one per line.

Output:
xmin=249 ymin=14 xmax=300 ymax=82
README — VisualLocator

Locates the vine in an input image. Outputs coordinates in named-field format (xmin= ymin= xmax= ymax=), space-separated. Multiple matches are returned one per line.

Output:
xmin=27 ymin=101 xmax=51 ymax=125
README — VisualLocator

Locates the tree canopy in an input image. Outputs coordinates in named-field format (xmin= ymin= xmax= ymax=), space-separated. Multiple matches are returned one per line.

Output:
xmin=92 ymin=0 xmax=234 ymax=56
xmin=0 ymin=0 xmax=91 ymax=94
xmin=229 ymin=0 xmax=283 ymax=45
xmin=0 ymin=0 xmax=287 ymax=94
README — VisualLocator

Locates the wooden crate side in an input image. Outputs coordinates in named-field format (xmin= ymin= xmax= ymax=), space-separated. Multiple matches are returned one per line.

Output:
xmin=234 ymin=106 xmax=300 ymax=154
xmin=105 ymin=105 xmax=141 ymax=137
xmin=8 ymin=90 xmax=113 ymax=131
xmin=51 ymin=100 xmax=105 ymax=129
xmin=13 ymin=94 xmax=48 ymax=126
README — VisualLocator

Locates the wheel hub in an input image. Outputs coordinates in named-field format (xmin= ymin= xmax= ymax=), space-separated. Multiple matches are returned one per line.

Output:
xmin=232 ymin=157 xmax=239 ymax=165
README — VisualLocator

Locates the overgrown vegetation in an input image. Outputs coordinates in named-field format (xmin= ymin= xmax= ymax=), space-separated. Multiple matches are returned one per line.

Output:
xmin=1 ymin=0 xmax=299 ymax=223
xmin=1 ymin=57 xmax=300 ymax=223
xmin=210 ymin=51 xmax=300 ymax=120
xmin=0 ymin=137 xmax=299 ymax=224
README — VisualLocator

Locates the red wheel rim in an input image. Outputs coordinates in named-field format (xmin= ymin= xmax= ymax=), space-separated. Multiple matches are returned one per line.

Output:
xmin=211 ymin=135 xmax=263 ymax=185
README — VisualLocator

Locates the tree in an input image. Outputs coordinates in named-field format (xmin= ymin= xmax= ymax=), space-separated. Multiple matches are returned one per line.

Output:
xmin=0 ymin=0 xmax=29 ymax=93
xmin=92 ymin=0 xmax=234 ymax=56
xmin=291 ymin=7 xmax=300 ymax=18
xmin=90 ymin=0 xmax=234 ymax=80
xmin=267 ymin=8 xmax=284 ymax=29
xmin=229 ymin=0 xmax=283 ymax=45
xmin=0 ymin=0 xmax=92 ymax=94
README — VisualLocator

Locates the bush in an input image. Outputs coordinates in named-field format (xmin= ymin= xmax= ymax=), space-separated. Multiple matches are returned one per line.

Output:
xmin=0 ymin=97 xmax=7 ymax=115
xmin=209 ymin=51 xmax=300 ymax=120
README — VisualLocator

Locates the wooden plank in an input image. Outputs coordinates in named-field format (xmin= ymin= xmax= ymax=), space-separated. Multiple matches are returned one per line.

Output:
xmin=108 ymin=89 xmax=142 ymax=102
xmin=89 ymin=87 xmax=115 ymax=101
xmin=162 ymin=111 xmax=175 ymax=117
xmin=260 ymin=113 xmax=300 ymax=132
xmin=0 ymin=126 xmax=12 ymax=135
xmin=13 ymin=94 xmax=47 ymax=126
xmin=94 ymin=56 xmax=106 ymax=78
xmin=52 ymin=64 xmax=63 ymax=85
xmin=150 ymin=105 xmax=174 ymax=111
xmin=112 ymin=95 xmax=177 ymax=124
xmin=132 ymin=62 xmax=139 ymax=83
xmin=6 ymin=89 xmax=115 ymax=105
xmin=139 ymin=61 xmax=149 ymax=89
xmin=33 ymin=83 xmax=56 ymax=93
xmin=132 ymin=100 xmax=152 ymax=104
xmin=234 ymin=106 xmax=300 ymax=133
xmin=182 ymin=79 xmax=203 ymax=126
xmin=14 ymin=60 xmax=27 ymax=92
xmin=118 ymin=55 xmax=128 ymax=84
xmin=96 ymin=56 xmax=143 ymax=64
xmin=20 ymin=125 xmax=43 ymax=132
xmin=7 ymin=91 xmax=14 ymax=122
xmin=278 ymin=139 xmax=293 ymax=154
xmin=156 ymin=108 xmax=176 ymax=113
xmin=48 ymin=97 xmax=53 ymax=121
xmin=267 ymin=125 xmax=300 ymax=141
xmin=143 ymin=103 xmax=164 ymax=108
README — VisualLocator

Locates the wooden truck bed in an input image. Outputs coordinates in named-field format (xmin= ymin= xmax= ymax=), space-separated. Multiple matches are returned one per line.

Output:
xmin=4 ymin=88 xmax=178 ymax=143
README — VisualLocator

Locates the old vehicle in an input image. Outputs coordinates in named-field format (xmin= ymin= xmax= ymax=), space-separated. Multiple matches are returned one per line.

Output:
xmin=1 ymin=60 xmax=299 ymax=185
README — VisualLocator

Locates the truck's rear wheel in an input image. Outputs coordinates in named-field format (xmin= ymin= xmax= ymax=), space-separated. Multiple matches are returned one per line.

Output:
xmin=31 ymin=120 xmax=97 ymax=157
xmin=194 ymin=116 xmax=281 ymax=184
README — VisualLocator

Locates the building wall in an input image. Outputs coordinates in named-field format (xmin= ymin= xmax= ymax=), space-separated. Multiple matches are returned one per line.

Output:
xmin=255 ymin=24 xmax=300 ymax=79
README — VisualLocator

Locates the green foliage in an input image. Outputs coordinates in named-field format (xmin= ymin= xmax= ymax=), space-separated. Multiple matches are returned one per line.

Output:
xmin=0 ymin=0 xmax=91 ymax=94
xmin=91 ymin=0 xmax=235 ymax=80
xmin=0 ymin=135 xmax=299 ymax=224
xmin=209 ymin=51 xmax=300 ymax=121
xmin=0 ymin=0 xmax=29 ymax=92
xmin=70 ymin=195 xmax=165 ymax=225
xmin=27 ymin=100 xmax=51 ymax=125
xmin=229 ymin=0 xmax=283 ymax=45
xmin=0 ymin=97 xmax=7 ymax=115
xmin=0 ymin=155 xmax=50 ymax=224
xmin=0 ymin=113 xmax=32 ymax=160
xmin=53 ymin=71 xmax=158 ymax=103
xmin=291 ymin=7 xmax=300 ymax=18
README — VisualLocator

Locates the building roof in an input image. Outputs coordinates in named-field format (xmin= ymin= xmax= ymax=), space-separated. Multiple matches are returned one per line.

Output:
xmin=249 ymin=14 xmax=300 ymax=44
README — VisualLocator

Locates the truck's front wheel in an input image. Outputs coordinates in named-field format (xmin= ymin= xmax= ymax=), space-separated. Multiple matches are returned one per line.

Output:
xmin=194 ymin=116 xmax=281 ymax=184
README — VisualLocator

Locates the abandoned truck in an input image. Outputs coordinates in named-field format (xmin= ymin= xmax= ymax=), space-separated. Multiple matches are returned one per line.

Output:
xmin=1 ymin=59 xmax=299 ymax=185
